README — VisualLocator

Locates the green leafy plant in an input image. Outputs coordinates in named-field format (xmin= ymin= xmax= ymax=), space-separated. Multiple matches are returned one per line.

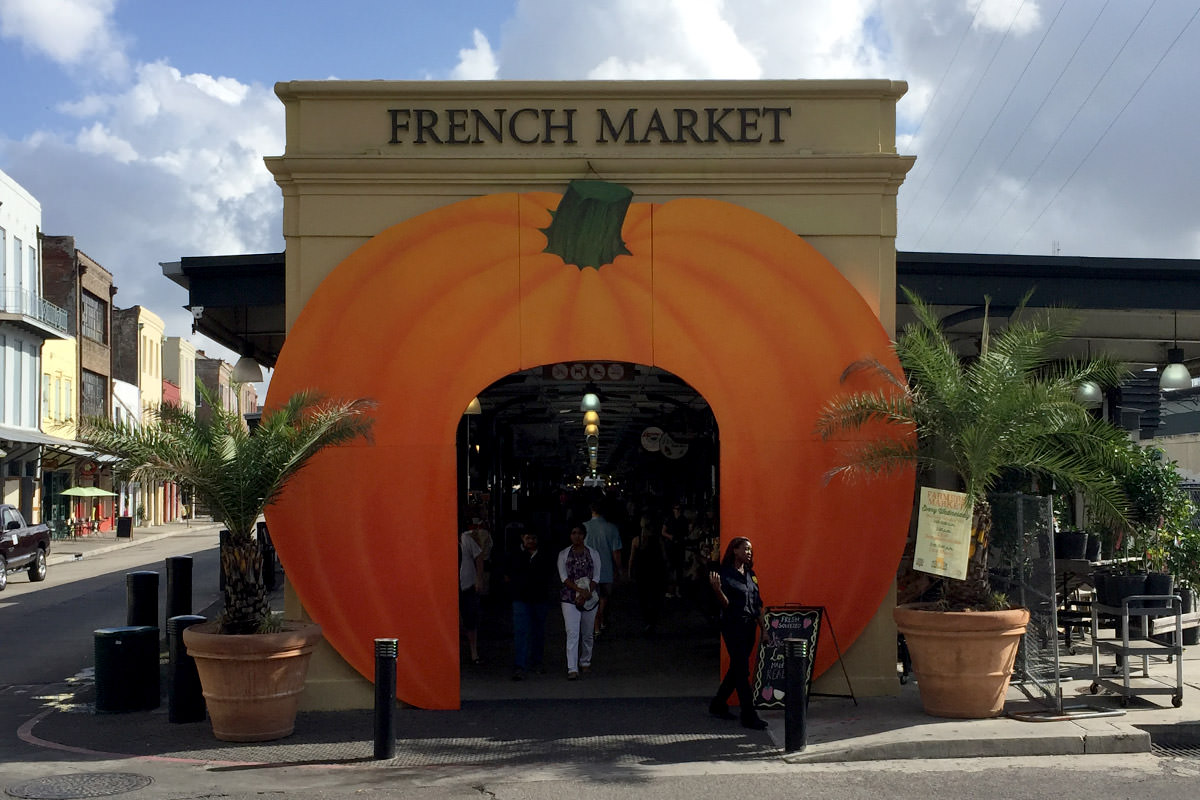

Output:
xmin=815 ymin=288 xmax=1134 ymax=610
xmin=1117 ymin=444 xmax=1198 ymax=579
xmin=79 ymin=386 xmax=375 ymax=634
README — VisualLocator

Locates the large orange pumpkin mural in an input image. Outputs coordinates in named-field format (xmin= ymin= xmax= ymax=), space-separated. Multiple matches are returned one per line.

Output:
xmin=266 ymin=181 xmax=914 ymax=710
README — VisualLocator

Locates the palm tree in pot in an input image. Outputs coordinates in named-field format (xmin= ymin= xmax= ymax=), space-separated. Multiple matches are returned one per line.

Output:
xmin=816 ymin=288 xmax=1133 ymax=716
xmin=80 ymin=387 xmax=374 ymax=740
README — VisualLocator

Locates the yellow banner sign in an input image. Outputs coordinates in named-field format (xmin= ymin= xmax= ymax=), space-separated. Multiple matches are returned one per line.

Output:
xmin=913 ymin=487 xmax=973 ymax=580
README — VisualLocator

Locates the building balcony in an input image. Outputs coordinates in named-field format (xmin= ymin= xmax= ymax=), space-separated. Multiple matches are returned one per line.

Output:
xmin=0 ymin=289 xmax=70 ymax=338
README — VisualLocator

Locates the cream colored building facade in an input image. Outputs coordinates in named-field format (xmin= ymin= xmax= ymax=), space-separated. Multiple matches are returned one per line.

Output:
xmin=164 ymin=336 xmax=196 ymax=413
xmin=265 ymin=80 xmax=915 ymax=709
xmin=133 ymin=308 xmax=165 ymax=421
xmin=40 ymin=337 xmax=78 ymax=441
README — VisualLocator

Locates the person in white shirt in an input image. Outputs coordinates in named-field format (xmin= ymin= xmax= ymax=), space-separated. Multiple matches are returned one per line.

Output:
xmin=557 ymin=524 xmax=601 ymax=679
xmin=459 ymin=529 xmax=485 ymax=665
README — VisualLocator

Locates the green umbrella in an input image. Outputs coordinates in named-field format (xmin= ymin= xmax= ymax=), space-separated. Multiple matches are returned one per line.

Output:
xmin=61 ymin=486 xmax=117 ymax=497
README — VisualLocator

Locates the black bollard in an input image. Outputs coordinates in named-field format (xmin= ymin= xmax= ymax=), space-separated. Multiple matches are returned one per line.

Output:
xmin=257 ymin=521 xmax=277 ymax=592
xmin=218 ymin=529 xmax=230 ymax=592
xmin=167 ymin=614 xmax=207 ymax=723
xmin=126 ymin=571 xmax=159 ymax=630
xmin=783 ymin=637 xmax=810 ymax=753
xmin=374 ymin=638 xmax=398 ymax=759
xmin=166 ymin=556 xmax=193 ymax=620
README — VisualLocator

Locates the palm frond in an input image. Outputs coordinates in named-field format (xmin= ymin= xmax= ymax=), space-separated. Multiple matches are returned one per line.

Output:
xmin=78 ymin=387 xmax=375 ymax=634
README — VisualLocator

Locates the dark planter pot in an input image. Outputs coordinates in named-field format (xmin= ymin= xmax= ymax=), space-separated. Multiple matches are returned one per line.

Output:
xmin=1145 ymin=572 xmax=1174 ymax=599
xmin=1085 ymin=534 xmax=1102 ymax=563
xmin=1092 ymin=571 xmax=1113 ymax=607
xmin=1055 ymin=530 xmax=1088 ymax=560
xmin=1109 ymin=573 xmax=1148 ymax=608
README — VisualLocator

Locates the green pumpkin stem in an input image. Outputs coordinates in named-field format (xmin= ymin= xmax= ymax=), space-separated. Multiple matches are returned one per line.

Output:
xmin=541 ymin=180 xmax=633 ymax=270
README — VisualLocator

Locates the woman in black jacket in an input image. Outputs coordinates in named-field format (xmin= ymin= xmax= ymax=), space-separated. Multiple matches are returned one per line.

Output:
xmin=708 ymin=536 xmax=768 ymax=730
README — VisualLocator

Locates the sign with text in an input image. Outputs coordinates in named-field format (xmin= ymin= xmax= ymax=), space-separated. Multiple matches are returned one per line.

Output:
xmin=388 ymin=106 xmax=793 ymax=147
xmin=752 ymin=607 xmax=821 ymax=709
xmin=913 ymin=487 xmax=973 ymax=580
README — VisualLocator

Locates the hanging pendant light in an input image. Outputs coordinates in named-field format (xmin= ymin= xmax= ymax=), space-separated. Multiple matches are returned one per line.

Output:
xmin=1074 ymin=341 xmax=1103 ymax=407
xmin=232 ymin=355 xmax=263 ymax=383
xmin=1074 ymin=381 xmax=1103 ymax=407
xmin=580 ymin=382 xmax=601 ymax=412
xmin=583 ymin=410 xmax=600 ymax=426
xmin=1160 ymin=312 xmax=1192 ymax=391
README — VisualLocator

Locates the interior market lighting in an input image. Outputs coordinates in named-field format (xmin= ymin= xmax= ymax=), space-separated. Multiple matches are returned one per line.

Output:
xmin=464 ymin=397 xmax=482 ymax=415
xmin=580 ymin=382 xmax=601 ymax=412
xmin=583 ymin=410 xmax=600 ymax=426
xmin=584 ymin=423 xmax=599 ymax=437
xmin=1160 ymin=312 xmax=1192 ymax=391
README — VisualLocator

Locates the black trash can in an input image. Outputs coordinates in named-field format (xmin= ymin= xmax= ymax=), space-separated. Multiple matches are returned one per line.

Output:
xmin=94 ymin=625 xmax=160 ymax=713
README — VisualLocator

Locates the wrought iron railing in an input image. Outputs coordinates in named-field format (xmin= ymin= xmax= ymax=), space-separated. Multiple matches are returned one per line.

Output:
xmin=0 ymin=288 xmax=68 ymax=332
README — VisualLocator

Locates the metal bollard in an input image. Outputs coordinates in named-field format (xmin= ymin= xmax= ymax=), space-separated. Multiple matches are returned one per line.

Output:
xmin=166 ymin=556 xmax=193 ymax=620
xmin=218 ymin=530 xmax=230 ymax=592
xmin=126 ymin=571 xmax=159 ymax=630
xmin=374 ymin=638 xmax=398 ymax=759
xmin=783 ymin=637 xmax=810 ymax=753
xmin=166 ymin=614 xmax=207 ymax=723
xmin=257 ymin=521 xmax=277 ymax=592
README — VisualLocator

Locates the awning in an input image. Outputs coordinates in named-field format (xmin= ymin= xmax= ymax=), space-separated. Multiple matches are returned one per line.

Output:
xmin=0 ymin=424 xmax=115 ymax=465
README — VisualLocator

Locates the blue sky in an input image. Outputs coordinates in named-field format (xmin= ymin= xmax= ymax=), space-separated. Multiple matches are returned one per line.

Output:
xmin=2 ymin=0 xmax=1198 ymax=387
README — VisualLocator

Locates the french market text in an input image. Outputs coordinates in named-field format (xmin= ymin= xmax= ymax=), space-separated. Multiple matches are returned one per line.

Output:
xmin=387 ymin=106 xmax=793 ymax=146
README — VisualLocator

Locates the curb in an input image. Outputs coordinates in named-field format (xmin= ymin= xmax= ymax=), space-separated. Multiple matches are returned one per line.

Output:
xmin=779 ymin=720 xmax=1152 ymax=763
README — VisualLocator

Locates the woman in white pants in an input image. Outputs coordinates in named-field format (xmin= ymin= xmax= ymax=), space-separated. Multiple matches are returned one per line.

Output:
xmin=557 ymin=524 xmax=601 ymax=679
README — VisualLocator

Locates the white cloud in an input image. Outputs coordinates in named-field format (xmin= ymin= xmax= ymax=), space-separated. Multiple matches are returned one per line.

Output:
xmin=0 ymin=0 xmax=129 ymax=79
xmin=451 ymin=29 xmax=499 ymax=80
xmin=75 ymin=122 xmax=137 ymax=163
xmin=1 ymin=58 xmax=284 ymax=360
xmin=971 ymin=0 xmax=1042 ymax=37
xmin=492 ymin=0 xmax=884 ymax=80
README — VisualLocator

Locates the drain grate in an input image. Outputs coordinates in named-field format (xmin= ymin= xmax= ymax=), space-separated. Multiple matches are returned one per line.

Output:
xmin=5 ymin=773 xmax=153 ymax=799
xmin=1153 ymin=744 xmax=1200 ymax=759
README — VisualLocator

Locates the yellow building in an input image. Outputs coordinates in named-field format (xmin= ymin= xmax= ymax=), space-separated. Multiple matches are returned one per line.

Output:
xmin=40 ymin=337 xmax=78 ymax=441
xmin=163 ymin=336 xmax=197 ymax=412
xmin=113 ymin=305 xmax=167 ymax=523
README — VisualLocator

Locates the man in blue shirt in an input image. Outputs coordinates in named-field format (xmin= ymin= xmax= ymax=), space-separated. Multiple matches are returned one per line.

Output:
xmin=584 ymin=501 xmax=623 ymax=638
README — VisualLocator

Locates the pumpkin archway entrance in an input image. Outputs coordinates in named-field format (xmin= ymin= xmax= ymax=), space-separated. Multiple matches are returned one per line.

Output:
xmin=267 ymin=182 xmax=914 ymax=710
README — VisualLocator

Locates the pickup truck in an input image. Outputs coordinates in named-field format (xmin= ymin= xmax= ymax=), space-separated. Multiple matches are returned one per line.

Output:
xmin=0 ymin=504 xmax=50 ymax=591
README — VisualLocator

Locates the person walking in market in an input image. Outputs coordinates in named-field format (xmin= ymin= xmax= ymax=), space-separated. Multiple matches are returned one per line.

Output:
xmin=506 ymin=529 xmax=557 ymax=680
xmin=583 ymin=499 xmax=623 ymax=638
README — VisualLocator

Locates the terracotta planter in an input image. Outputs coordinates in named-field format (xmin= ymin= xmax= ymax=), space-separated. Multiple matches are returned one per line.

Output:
xmin=183 ymin=620 xmax=322 ymax=742
xmin=893 ymin=603 xmax=1030 ymax=719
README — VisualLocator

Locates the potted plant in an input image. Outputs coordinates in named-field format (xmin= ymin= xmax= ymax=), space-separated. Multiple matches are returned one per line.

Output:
xmin=816 ymin=288 xmax=1133 ymax=718
xmin=80 ymin=387 xmax=374 ymax=741
xmin=1118 ymin=445 xmax=1199 ymax=621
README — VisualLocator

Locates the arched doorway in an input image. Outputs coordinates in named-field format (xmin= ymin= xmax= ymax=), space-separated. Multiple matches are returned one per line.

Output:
xmin=456 ymin=363 xmax=721 ymax=697
xmin=266 ymin=183 xmax=914 ymax=709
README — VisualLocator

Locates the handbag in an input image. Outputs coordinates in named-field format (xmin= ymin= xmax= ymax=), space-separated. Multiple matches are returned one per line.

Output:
xmin=575 ymin=577 xmax=600 ymax=611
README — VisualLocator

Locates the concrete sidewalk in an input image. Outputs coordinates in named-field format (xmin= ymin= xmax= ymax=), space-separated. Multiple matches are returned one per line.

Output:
xmin=19 ymin=522 xmax=1200 ymax=768
xmin=44 ymin=518 xmax=223 ymax=566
